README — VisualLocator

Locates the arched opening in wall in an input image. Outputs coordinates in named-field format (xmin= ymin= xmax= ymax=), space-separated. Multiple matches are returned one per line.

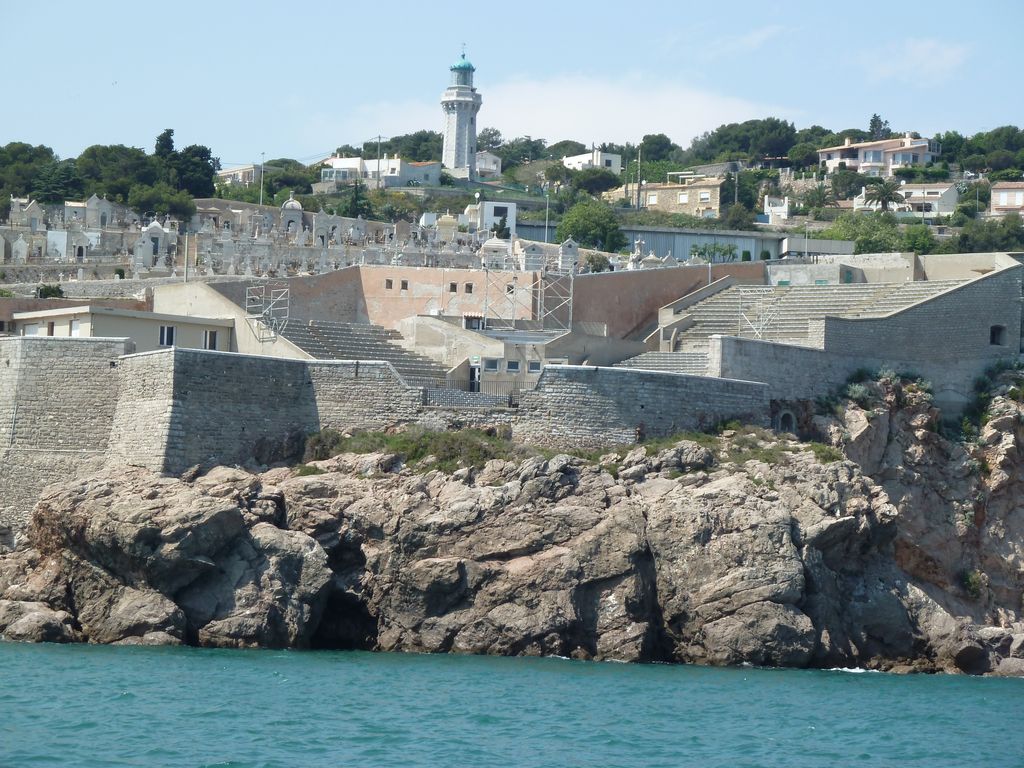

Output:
xmin=779 ymin=411 xmax=796 ymax=434
xmin=318 ymin=234 xmax=325 ymax=246
xmin=100 ymin=213 xmax=108 ymax=227
xmin=990 ymin=324 xmax=1007 ymax=346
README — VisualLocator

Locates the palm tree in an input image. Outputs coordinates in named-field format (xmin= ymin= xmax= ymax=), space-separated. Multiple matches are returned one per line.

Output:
xmin=863 ymin=179 xmax=905 ymax=211
xmin=802 ymin=182 xmax=838 ymax=210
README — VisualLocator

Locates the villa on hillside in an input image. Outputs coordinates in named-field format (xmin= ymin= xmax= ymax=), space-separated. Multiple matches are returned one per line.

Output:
xmin=853 ymin=182 xmax=960 ymax=217
xmin=989 ymin=182 xmax=1024 ymax=217
xmin=817 ymin=133 xmax=940 ymax=177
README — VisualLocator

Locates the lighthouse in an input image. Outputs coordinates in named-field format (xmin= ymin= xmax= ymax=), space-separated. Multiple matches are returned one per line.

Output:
xmin=440 ymin=51 xmax=482 ymax=179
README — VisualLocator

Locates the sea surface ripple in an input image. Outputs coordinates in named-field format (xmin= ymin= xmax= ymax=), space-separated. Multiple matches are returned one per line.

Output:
xmin=1 ymin=642 xmax=1022 ymax=767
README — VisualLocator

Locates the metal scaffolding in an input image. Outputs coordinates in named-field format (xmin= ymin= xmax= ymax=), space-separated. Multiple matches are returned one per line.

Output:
xmin=537 ymin=267 xmax=574 ymax=332
xmin=245 ymin=279 xmax=290 ymax=342
xmin=737 ymin=286 xmax=778 ymax=339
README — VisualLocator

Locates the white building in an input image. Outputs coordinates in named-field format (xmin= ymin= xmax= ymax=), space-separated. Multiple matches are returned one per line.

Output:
xmin=817 ymin=133 xmax=940 ymax=177
xmin=216 ymin=165 xmax=258 ymax=186
xmin=462 ymin=200 xmax=516 ymax=237
xmin=763 ymin=195 xmax=790 ymax=224
xmin=853 ymin=182 xmax=959 ymax=217
xmin=562 ymin=149 xmax=622 ymax=176
xmin=476 ymin=150 xmax=502 ymax=179
xmin=441 ymin=52 xmax=482 ymax=179
xmin=316 ymin=155 xmax=441 ymax=191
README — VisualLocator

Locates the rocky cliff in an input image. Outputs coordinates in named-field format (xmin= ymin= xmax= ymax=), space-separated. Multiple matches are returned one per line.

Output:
xmin=2 ymin=375 xmax=1024 ymax=675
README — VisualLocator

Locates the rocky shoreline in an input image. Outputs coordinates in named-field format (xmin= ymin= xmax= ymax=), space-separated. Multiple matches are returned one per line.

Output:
xmin=2 ymin=375 xmax=1024 ymax=676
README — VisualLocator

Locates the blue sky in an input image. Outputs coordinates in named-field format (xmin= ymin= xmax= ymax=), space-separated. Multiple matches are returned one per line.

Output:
xmin=5 ymin=0 xmax=1021 ymax=169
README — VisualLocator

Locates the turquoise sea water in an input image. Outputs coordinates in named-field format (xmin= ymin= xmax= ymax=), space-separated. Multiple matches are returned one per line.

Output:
xmin=1 ymin=642 xmax=1022 ymax=768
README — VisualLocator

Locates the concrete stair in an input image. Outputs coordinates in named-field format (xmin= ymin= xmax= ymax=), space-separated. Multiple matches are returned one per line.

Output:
xmin=617 ymin=351 xmax=709 ymax=376
xmin=282 ymin=320 xmax=449 ymax=385
xmin=665 ymin=280 xmax=969 ymax=349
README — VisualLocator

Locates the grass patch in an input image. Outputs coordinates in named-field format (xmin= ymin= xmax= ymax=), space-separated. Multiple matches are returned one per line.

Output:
xmin=726 ymin=432 xmax=790 ymax=465
xmin=303 ymin=427 xmax=525 ymax=474
xmin=807 ymin=442 xmax=844 ymax=464
xmin=293 ymin=463 xmax=325 ymax=477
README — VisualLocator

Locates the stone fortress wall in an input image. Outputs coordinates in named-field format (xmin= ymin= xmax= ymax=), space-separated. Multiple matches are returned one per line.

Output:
xmin=2 ymin=255 xmax=1021 ymax=534
xmin=0 ymin=337 xmax=134 ymax=534
xmin=708 ymin=264 xmax=1024 ymax=412
xmin=0 ymin=339 xmax=764 ymax=530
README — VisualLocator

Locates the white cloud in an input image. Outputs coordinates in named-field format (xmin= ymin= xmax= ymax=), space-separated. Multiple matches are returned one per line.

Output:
xmin=313 ymin=74 xmax=791 ymax=151
xmin=479 ymin=74 xmax=790 ymax=146
xmin=860 ymin=38 xmax=970 ymax=84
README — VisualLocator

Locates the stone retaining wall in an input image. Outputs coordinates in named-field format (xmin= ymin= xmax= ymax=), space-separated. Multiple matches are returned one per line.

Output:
xmin=517 ymin=365 xmax=769 ymax=449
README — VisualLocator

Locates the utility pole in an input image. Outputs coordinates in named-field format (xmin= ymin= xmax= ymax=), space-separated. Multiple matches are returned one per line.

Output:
xmin=258 ymin=152 xmax=265 ymax=207
xmin=368 ymin=135 xmax=387 ymax=190
xmin=635 ymin=145 xmax=643 ymax=210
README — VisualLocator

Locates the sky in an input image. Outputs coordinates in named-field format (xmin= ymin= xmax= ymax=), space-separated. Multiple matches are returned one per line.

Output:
xmin=5 ymin=0 xmax=1022 ymax=169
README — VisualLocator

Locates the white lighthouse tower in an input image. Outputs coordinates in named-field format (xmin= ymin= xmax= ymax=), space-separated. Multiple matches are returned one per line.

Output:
xmin=441 ymin=51 xmax=482 ymax=180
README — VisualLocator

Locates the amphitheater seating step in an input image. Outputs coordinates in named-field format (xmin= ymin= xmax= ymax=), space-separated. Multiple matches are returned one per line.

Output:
xmin=617 ymin=351 xmax=709 ymax=376
xmin=662 ymin=279 xmax=970 ymax=349
xmin=281 ymin=320 xmax=449 ymax=384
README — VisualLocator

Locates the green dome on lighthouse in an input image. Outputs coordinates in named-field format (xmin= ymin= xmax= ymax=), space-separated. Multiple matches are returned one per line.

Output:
xmin=451 ymin=52 xmax=475 ymax=71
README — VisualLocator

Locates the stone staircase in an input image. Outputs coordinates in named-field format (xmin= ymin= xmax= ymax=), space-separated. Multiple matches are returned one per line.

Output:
xmin=617 ymin=351 xmax=709 ymax=376
xmin=667 ymin=280 xmax=969 ymax=350
xmin=282 ymin=320 xmax=449 ymax=385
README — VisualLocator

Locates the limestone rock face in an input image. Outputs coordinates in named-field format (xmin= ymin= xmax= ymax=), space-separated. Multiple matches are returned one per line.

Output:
xmin=3 ymin=381 xmax=1024 ymax=675
xmin=0 ymin=468 xmax=330 ymax=648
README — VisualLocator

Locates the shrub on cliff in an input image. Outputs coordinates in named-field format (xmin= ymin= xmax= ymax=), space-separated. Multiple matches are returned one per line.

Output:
xmin=302 ymin=427 xmax=524 ymax=473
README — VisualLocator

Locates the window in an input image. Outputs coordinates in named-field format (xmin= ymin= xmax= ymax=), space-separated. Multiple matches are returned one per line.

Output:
xmin=646 ymin=193 xmax=658 ymax=205
xmin=1016 ymin=192 xmax=1024 ymax=206
xmin=385 ymin=279 xmax=393 ymax=289
xmin=449 ymin=282 xmax=458 ymax=293
xmin=483 ymin=358 xmax=499 ymax=372
xmin=699 ymin=191 xmax=711 ymax=203
xmin=400 ymin=279 xmax=409 ymax=290
xmin=46 ymin=322 xmax=55 ymax=337
xmin=493 ymin=205 xmax=509 ymax=219
xmin=70 ymin=319 xmax=80 ymax=338
xmin=464 ymin=283 xmax=474 ymax=294
xmin=677 ymin=192 xmax=689 ymax=204
xmin=159 ymin=325 xmax=176 ymax=347
xmin=1000 ymin=193 xmax=1008 ymax=206
xmin=0 ymin=321 xmax=5 ymax=332
xmin=604 ymin=159 xmax=612 ymax=167
xmin=990 ymin=325 xmax=1007 ymax=346
xmin=204 ymin=330 xmax=218 ymax=350
xmin=505 ymin=360 xmax=520 ymax=373
xmin=528 ymin=360 xmax=542 ymax=373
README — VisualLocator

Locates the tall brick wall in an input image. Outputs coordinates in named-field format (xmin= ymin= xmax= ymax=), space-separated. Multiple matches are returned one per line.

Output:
xmin=0 ymin=337 xmax=132 ymax=531
xmin=1 ymin=338 xmax=131 ymax=451
xmin=516 ymin=365 xmax=769 ymax=449
xmin=710 ymin=336 xmax=861 ymax=402
xmin=105 ymin=350 xmax=424 ymax=474
xmin=106 ymin=351 xmax=177 ymax=471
